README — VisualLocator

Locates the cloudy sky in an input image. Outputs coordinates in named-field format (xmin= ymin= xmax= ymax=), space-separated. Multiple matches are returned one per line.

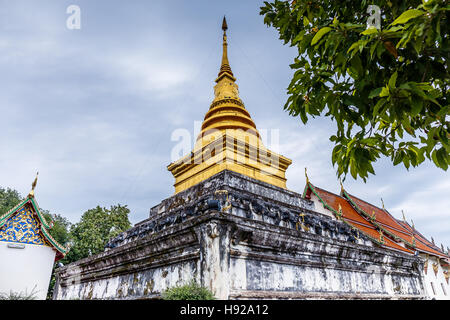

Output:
xmin=0 ymin=0 xmax=448 ymax=248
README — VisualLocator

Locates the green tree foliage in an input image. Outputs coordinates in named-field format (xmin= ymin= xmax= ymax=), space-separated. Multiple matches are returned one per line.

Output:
xmin=42 ymin=211 xmax=72 ymax=247
xmin=162 ymin=281 xmax=216 ymax=300
xmin=0 ymin=187 xmax=22 ymax=215
xmin=47 ymin=205 xmax=130 ymax=299
xmin=64 ymin=204 xmax=131 ymax=263
xmin=261 ymin=0 xmax=449 ymax=181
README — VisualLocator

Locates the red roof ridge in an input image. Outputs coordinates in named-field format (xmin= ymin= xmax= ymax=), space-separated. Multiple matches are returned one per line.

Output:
xmin=345 ymin=192 xmax=414 ymax=234
xmin=344 ymin=192 xmax=385 ymax=212
xmin=305 ymin=182 xmax=413 ymax=254
xmin=397 ymin=219 xmax=448 ymax=258
xmin=312 ymin=185 xmax=346 ymax=200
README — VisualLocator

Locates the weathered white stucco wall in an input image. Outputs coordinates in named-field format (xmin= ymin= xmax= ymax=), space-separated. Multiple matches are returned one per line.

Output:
xmin=0 ymin=241 xmax=55 ymax=300
xmin=422 ymin=254 xmax=449 ymax=300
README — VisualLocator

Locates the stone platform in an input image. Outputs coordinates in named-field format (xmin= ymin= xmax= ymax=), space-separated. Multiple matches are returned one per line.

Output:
xmin=53 ymin=170 xmax=425 ymax=299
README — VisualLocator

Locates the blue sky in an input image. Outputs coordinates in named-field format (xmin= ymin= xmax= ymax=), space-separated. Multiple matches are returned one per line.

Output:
xmin=0 ymin=0 xmax=448 ymax=248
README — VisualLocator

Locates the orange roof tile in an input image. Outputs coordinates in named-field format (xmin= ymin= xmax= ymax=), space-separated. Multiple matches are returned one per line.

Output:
xmin=344 ymin=192 xmax=450 ymax=258
xmin=308 ymin=184 xmax=413 ymax=254
xmin=397 ymin=220 xmax=448 ymax=258
xmin=345 ymin=193 xmax=411 ymax=234
xmin=306 ymin=182 xmax=450 ymax=258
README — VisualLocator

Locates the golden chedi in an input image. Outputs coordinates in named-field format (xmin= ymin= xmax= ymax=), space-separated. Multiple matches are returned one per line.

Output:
xmin=168 ymin=17 xmax=292 ymax=193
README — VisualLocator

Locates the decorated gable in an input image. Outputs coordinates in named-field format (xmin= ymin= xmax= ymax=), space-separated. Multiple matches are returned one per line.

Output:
xmin=0 ymin=196 xmax=68 ymax=261
xmin=0 ymin=203 xmax=47 ymax=245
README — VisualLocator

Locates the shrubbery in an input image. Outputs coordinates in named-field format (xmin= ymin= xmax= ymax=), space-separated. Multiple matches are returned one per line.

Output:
xmin=162 ymin=281 xmax=215 ymax=300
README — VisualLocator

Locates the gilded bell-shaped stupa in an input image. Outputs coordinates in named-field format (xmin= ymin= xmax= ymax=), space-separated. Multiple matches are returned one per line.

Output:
xmin=168 ymin=17 xmax=292 ymax=193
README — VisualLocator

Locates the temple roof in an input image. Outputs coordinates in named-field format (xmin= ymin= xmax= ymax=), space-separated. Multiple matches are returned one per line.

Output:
xmin=0 ymin=177 xmax=68 ymax=261
xmin=304 ymin=182 xmax=412 ymax=254
xmin=303 ymin=178 xmax=449 ymax=259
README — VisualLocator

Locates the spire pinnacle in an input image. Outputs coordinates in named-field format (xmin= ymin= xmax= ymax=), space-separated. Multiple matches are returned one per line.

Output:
xmin=218 ymin=16 xmax=234 ymax=80
xmin=28 ymin=172 xmax=39 ymax=198
xmin=222 ymin=16 xmax=228 ymax=31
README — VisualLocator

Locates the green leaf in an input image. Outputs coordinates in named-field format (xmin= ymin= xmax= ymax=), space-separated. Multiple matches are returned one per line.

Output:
xmin=410 ymin=98 xmax=423 ymax=116
xmin=435 ymin=148 xmax=449 ymax=170
xmin=303 ymin=16 xmax=310 ymax=27
xmin=391 ymin=9 xmax=424 ymax=25
xmin=373 ymin=99 xmax=386 ymax=116
xmin=369 ymin=41 xmax=379 ymax=60
xmin=379 ymin=86 xmax=390 ymax=97
xmin=311 ymin=27 xmax=332 ymax=46
xmin=388 ymin=71 xmax=398 ymax=89
xmin=369 ymin=87 xmax=383 ymax=99
xmin=347 ymin=41 xmax=360 ymax=54
xmin=350 ymin=55 xmax=363 ymax=77
xmin=361 ymin=27 xmax=379 ymax=35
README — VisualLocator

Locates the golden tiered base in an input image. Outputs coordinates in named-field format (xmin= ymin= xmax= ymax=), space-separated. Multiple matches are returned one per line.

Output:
xmin=168 ymin=131 xmax=292 ymax=193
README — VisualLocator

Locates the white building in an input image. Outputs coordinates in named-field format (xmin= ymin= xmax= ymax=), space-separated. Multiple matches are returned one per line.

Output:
xmin=0 ymin=178 xmax=68 ymax=300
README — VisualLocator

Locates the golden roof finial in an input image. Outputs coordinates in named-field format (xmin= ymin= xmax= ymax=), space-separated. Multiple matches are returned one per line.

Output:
xmin=339 ymin=178 xmax=344 ymax=194
xmin=305 ymin=167 xmax=309 ymax=184
xmin=401 ymin=210 xmax=407 ymax=223
xmin=411 ymin=219 xmax=415 ymax=230
xmin=27 ymin=172 xmax=39 ymax=198
xmin=337 ymin=204 xmax=343 ymax=219
xmin=380 ymin=197 xmax=385 ymax=210
xmin=379 ymin=229 xmax=384 ymax=243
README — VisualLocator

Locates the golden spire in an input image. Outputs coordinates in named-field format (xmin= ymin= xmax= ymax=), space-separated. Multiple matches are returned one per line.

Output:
xmin=167 ymin=17 xmax=292 ymax=194
xmin=27 ymin=172 xmax=39 ymax=198
xmin=197 ymin=16 xmax=259 ymax=142
xmin=218 ymin=16 xmax=234 ymax=79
